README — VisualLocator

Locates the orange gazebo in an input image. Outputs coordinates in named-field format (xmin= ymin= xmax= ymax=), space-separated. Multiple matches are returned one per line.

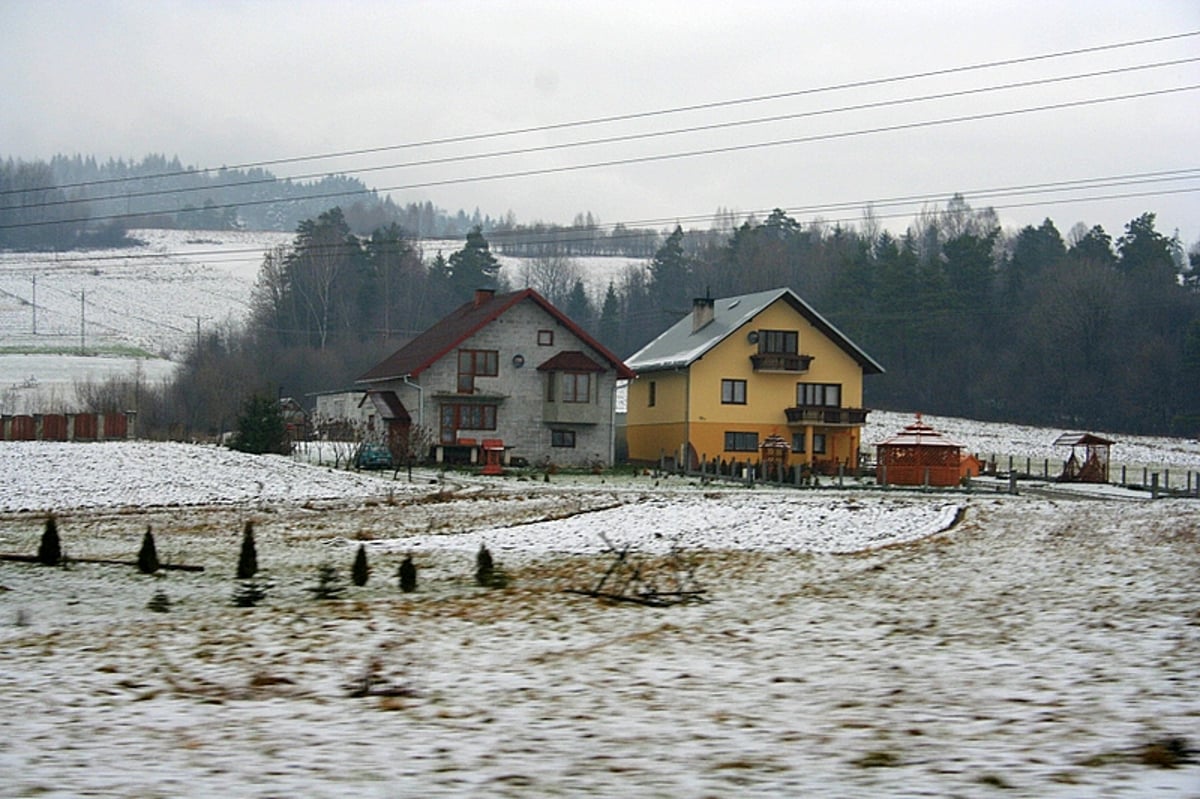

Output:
xmin=876 ymin=414 xmax=978 ymax=487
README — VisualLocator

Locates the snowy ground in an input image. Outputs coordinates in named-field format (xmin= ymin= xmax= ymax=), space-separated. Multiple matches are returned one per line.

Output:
xmin=1 ymin=440 xmax=1197 ymax=797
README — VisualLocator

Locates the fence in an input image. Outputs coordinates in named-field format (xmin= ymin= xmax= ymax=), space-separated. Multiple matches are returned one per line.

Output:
xmin=657 ymin=449 xmax=1200 ymax=498
xmin=1 ymin=412 xmax=135 ymax=442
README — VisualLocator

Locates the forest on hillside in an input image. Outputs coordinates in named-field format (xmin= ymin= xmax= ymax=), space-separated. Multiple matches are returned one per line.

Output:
xmin=135 ymin=198 xmax=1199 ymax=441
xmin=0 ymin=154 xmax=502 ymax=247
xmin=5 ymin=154 xmax=1197 ymax=439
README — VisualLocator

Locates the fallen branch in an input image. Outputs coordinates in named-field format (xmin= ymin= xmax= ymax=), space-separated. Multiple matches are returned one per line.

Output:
xmin=0 ymin=553 xmax=204 ymax=572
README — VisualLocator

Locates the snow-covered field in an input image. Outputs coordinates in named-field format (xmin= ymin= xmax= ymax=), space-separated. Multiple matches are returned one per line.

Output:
xmin=1 ymin=438 xmax=1197 ymax=797
xmin=0 ymin=229 xmax=634 ymax=414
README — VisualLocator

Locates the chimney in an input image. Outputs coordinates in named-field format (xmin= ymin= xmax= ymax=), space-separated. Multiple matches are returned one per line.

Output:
xmin=691 ymin=294 xmax=715 ymax=333
xmin=473 ymin=288 xmax=495 ymax=308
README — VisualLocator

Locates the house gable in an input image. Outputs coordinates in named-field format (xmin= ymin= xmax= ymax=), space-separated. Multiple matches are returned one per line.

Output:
xmin=356 ymin=288 xmax=632 ymax=467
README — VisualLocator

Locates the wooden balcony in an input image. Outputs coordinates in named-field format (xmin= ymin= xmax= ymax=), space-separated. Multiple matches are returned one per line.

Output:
xmin=750 ymin=353 xmax=814 ymax=372
xmin=784 ymin=406 xmax=869 ymax=426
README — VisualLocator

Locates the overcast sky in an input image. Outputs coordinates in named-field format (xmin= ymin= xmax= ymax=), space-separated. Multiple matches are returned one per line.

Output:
xmin=3 ymin=1 xmax=1198 ymax=246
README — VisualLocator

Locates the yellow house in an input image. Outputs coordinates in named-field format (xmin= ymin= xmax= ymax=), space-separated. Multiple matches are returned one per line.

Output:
xmin=624 ymin=288 xmax=883 ymax=473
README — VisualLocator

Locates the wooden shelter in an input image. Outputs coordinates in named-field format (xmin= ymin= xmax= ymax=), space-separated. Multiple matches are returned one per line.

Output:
xmin=876 ymin=414 xmax=976 ymax=487
xmin=1054 ymin=432 xmax=1114 ymax=483
xmin=759 ymin=433 xmax=790 ymax=481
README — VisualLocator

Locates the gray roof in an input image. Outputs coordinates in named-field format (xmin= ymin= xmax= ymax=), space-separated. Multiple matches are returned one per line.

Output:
xmin=625 ymin=287 xmax=884 ymax=374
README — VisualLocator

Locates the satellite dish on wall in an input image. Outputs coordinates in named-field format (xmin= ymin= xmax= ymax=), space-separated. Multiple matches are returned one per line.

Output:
xmin=512 ymin=354 xmax=525 ymax=368
xmin=747 ymin=331 xmax=759 ymax=344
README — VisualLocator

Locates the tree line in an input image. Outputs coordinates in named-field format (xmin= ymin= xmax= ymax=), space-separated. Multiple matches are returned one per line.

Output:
xmin=0 ymin=154 xmax=510 ymax=250
xmin=70 ymin=195 xmax=1200 ymax=440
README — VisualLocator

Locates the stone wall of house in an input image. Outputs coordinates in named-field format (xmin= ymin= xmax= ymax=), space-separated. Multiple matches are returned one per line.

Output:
xmin=420 ymin=297 xmax=618 ymax=467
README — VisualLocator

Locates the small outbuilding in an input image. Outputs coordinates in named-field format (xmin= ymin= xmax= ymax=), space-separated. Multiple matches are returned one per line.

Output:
xmin=876 ymin=414 xmax=979 ymax=487
xmin=1054 ymin=432 xmax=1115 ymax=483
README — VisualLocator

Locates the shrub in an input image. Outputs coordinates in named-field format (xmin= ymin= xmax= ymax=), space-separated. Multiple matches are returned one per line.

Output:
xmin=137 ymin=527 xmax=159 ymax=574
xmin=237 ymin=521 xmax=258 ymax=579
xmin=38 ymin=514 xmax=62 ymax=566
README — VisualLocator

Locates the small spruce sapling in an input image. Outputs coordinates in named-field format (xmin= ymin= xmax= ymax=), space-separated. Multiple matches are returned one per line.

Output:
xmin=308 ymin=564 xmax=345 ymax=600
xmin=237 ymin=520 xmax=258 ymax=579
xmin=147 ymin=590 xmax=171 ymax=613
xmin=474 ymin=543 xmax=507 ymax=587
xmin=232 ymin=580 xmax=269 ymax=607
xmin=398 ymin=554 xmax=417 ymax=592
xmin=352 ymin=543 xmax=370 ymax=587
xmin=138 ymin=526 xmax=160 ymax=574
xmin=475 ymin=544 xmax=494 ymax=586
xmin=38 ymin=514 xmax=62 ymax=566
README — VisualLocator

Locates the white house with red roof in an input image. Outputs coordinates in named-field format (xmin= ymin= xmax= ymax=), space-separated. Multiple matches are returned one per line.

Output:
xmin=357 ymin=288 xmax=635 ymax=468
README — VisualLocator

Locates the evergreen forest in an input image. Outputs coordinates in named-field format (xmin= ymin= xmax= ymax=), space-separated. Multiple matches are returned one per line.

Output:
xmin=4 ymin=154 xmax=1198 ymax=440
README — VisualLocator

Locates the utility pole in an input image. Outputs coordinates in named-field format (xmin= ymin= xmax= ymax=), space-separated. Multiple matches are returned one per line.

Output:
xmin=80 ymin=289 xmax=86 ymax=354
xmin=31 ymin=275 xmax=36 ymax=335
xmin=186 ymin=315 xmax=210 ymax=351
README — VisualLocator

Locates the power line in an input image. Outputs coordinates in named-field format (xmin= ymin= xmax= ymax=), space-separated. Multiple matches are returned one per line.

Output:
xmin=10 ymin=55 xmax=1199 ymax=214
xmin=4 ymin=82 xmax=1198 ymax=233
xmin=7 ymin=28 xmax=1197 ymax=199
xmin=4 ymin=167 xmax=1197 ymax=268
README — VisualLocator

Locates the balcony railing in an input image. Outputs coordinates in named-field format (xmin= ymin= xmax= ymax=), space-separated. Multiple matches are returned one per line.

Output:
xmin=784 ymin=406 xmax=869 ymax=426
xmin=750 ymin=353 xmax=814 ymax=372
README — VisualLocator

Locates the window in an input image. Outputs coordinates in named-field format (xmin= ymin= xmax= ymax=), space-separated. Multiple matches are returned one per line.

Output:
xmin=759 ymin=329 xmax=798 ymax=354
xmin=537 ymin=329 xmax=554 ymax=346
xmin=440 ymin=403 xmax=498 ymax=442
xmin=724 ymin=431 xmax=758 ymax=452
xmin=551 ymin=429 xmax=576 ymax=448
xmin=721 ymin=379 xmax=747 ymax=404
xmin=561 ymin=372 xmax=591 ymax=403
xmin=790 ymin=433 xmax=826 ymax=454
xmin=457 ymin=349 xmax=499 ymax=393
xmin=648 ymin=381 xmax=656 ymax=407
xmin=796 ymin=382 xmax=842 ymax=407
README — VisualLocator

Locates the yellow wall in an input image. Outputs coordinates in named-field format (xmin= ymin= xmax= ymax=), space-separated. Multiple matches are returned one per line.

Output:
xmin=626 ymin=371 xmax=689 ymax=462
xmin=626 ymin=296 xmax=870 ymax=468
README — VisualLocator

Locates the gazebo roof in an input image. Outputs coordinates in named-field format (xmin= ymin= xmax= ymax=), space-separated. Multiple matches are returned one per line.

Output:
xmin=877 ymin=414 xmax=965 ymax=449
xmin=1053 ymin=432 xmax=1116 ymax=447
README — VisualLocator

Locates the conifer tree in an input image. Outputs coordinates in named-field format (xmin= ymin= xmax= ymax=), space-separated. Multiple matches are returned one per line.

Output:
xmin=398 ymin=554 xmax=417 ymax=593
xmin=137 ymin=526 xmax=159 ymax=574
xmin=38 ymin=514 xmax=62 ymax=566
xmin=475 ymin=544 xmax=494 ymax=586
xmin=352 ymin=543 xmax=370 ymax=587
xmin=237 ymin=520 xmax=258 ymax=579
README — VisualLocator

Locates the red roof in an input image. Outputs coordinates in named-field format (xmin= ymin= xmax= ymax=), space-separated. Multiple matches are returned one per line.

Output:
xmin=359 ymin=389 xmax=411 ymax=423
xmin=536 ymin=350 xmax=605 ymax=372
xmin=357 ymin=288 xmax=634 ymax=383
xmin=877 ymin=414 xmax=966 ymax=449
